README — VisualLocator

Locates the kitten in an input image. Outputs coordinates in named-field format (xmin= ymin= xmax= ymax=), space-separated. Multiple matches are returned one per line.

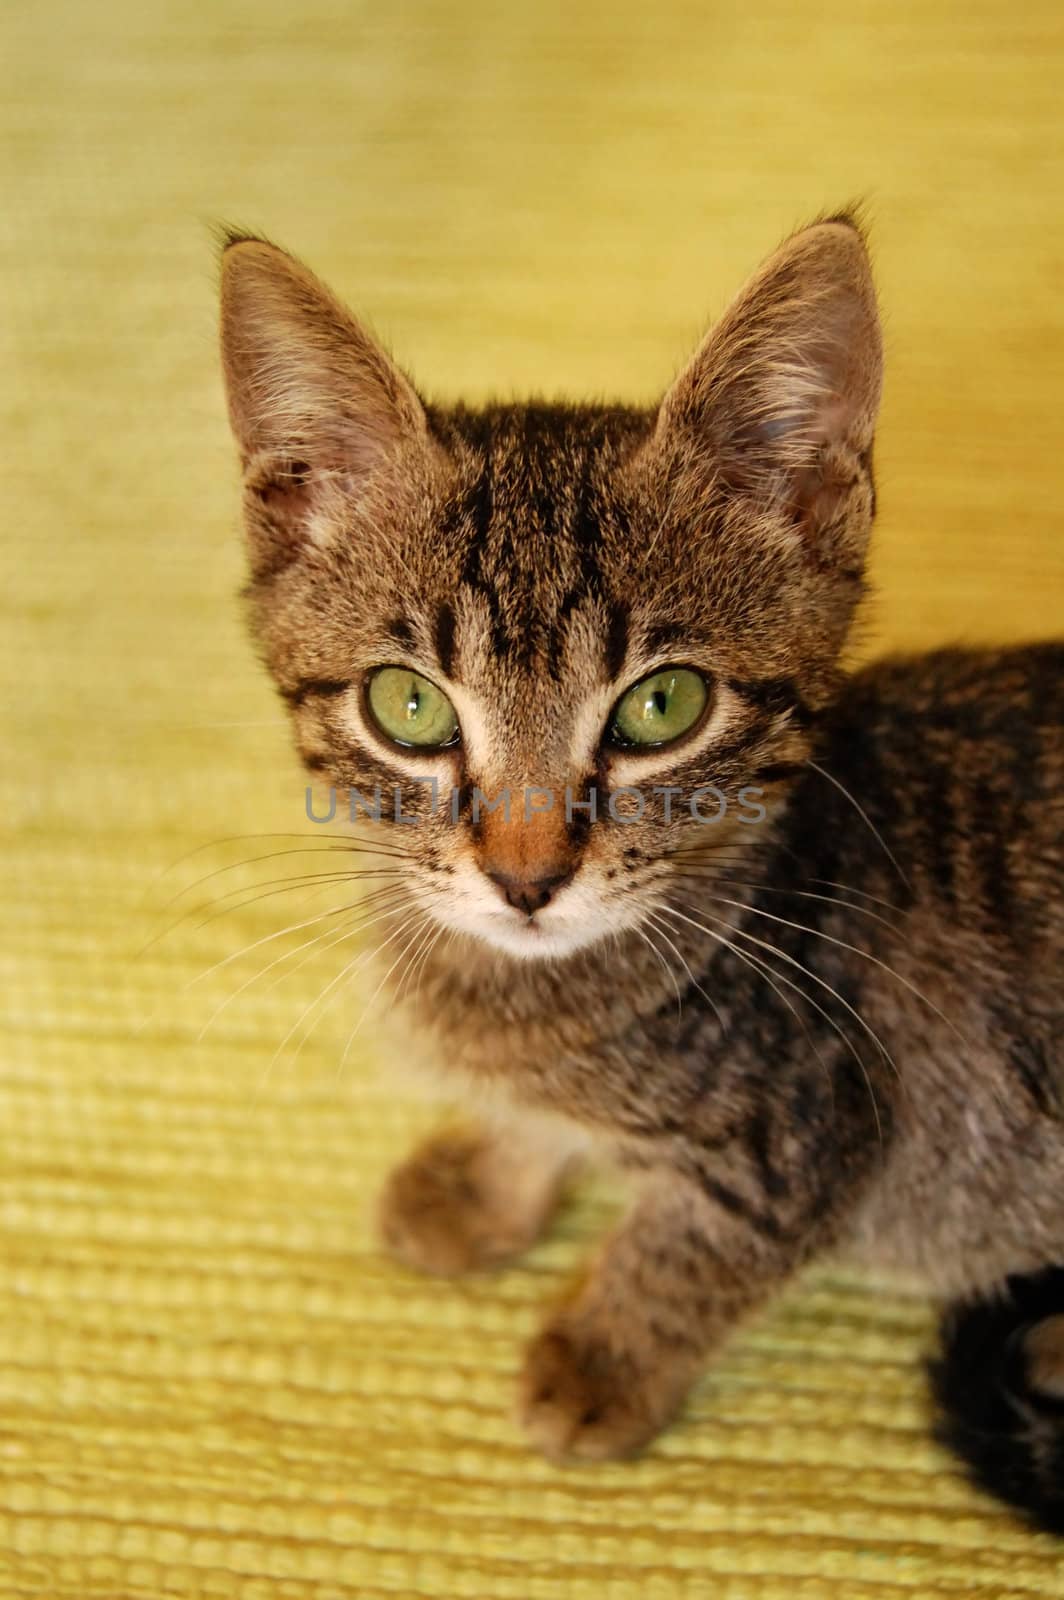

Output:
xmin=219 ymin=218 xmax=1064 ymax=1532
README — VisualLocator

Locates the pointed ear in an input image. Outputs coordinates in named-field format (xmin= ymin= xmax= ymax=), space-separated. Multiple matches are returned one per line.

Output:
xmin=655 ymin=220 xmax=882 ymax=545
xmin=219 ymin=237 xmax=427 ymax=559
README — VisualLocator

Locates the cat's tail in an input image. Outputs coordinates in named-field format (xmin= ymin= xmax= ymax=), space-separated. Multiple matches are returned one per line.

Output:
xmin=931 ymin=1266 xmax=1064 ymax=1534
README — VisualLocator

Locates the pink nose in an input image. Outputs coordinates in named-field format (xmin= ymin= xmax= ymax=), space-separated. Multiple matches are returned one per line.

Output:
xmin=485 ymin=867 xmax=573 ymax=917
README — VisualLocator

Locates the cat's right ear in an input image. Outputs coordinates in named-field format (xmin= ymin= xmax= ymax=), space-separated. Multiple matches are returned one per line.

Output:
xmin=219 ymin=235 xmax=427 ymax=568
xmin=648 ymin=219 xmax=882 ymax=560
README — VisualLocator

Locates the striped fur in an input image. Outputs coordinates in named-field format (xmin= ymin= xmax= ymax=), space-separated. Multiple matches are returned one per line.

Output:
xmin=220 ymin=219 xmax=1064 ymax=1525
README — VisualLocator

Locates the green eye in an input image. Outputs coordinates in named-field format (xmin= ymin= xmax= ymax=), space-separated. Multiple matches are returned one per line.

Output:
xmin=609 ymin=667 xmax=708 ymax=749
xmin=365 ymin=666 xmax=460 ymax=749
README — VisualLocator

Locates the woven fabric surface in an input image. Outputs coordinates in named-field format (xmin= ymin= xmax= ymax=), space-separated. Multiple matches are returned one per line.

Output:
xmin=4 ymin=1 xmax=1064 ymax=1594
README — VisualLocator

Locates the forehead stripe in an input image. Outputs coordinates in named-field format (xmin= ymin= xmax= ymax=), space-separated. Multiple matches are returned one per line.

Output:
xmin=604 ymin=600 xmax=629 ymax=680
xmin=387 ymin=615 xmax=416 ymax=652
xmin=434 ymin=602 xmax=457 ymax=678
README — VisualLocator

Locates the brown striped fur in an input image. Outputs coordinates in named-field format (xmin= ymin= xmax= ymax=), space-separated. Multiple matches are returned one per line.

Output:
xmin=220 ymin=220 xmax=1064 ymax=1525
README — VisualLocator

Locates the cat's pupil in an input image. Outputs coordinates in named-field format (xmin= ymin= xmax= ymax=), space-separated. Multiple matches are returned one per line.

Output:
xmin=406 ymin=688 xmax=420 ymax=719
xmin=653 ymin=689 xmax=668 ymax=715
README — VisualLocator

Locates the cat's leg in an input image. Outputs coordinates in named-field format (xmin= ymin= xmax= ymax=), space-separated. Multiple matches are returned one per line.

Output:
xmin=378 ymin=1112 xmax=587 ymax=1276
xmin=519 ymin=1174 xmax=799 ymax=1461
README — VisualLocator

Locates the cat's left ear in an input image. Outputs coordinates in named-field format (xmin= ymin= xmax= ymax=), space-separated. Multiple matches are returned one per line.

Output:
xmin=219 ymin=235 xmax=429 ymax=569
xmin=652 ymin=218 xmax=882 ymax=552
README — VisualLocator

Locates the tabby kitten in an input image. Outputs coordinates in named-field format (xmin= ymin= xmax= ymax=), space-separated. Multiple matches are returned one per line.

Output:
xmin=219 ymin=218 xmax=1064 ymax=1532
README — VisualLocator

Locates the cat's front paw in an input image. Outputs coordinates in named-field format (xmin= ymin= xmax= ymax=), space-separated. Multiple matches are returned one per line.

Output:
xmin=378 ymin=1125 xmax=559 ymax=1276
xmin=518 ymin=1317 xmax=688 ymax=1462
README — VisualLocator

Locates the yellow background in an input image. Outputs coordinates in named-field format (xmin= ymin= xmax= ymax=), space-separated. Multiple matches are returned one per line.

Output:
xmin=3 ymin=1 xmax=1063 ymax=1594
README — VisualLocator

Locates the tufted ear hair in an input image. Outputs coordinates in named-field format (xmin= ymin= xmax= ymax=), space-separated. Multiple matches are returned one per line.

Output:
xmin=219 ymin=235 xmax=427 ymax=568
xmin=654 ymin=218 xmax=882 ymax=547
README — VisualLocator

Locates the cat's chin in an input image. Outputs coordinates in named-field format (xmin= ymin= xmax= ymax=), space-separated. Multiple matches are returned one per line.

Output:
xmin=475 ymin=918 xmax=605 ymax=962
xmin=438 ymin=909 xmax=610 ymax=963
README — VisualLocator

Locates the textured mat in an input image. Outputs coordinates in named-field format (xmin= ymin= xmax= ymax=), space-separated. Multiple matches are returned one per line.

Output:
xmin=4 ymin=0 xmax=1064 ymax=1594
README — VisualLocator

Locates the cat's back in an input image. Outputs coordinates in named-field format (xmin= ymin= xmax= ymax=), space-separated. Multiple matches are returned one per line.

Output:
xmin=823 ymin=642 xmax=1064 ymax=861
xmin=835 ymin=641 xmax=1064 ymax=747
xmin=816 ymin=645 xmax=1064 ymax=1282
xmin=809 ymin=641 xmax=1064 ymax=1117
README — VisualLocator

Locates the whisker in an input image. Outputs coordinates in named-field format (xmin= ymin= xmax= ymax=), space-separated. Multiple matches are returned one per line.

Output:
xmin=805 ymin=759 xmax=912 ymax=892
xmin=669 ymin=845 xmax=775 ymax=868
xmin=669 ymin=838 xmax=804 ymax=871
xmin=132 ymin=894 xmax=372 ymax=1039
xmin=709 ymin=893 xmax=969 ymax=1049
xmin=277 ymin=908 xmax=426 ymax=1078
xmin=260 ymin=889 xmax=412 ymax=996
xmin=657 ymin=902 xmax=845 ymax=1129
xmin=146 ymin=829 xmax=412 ymax=893
xmin=140 ymin=849 xmax=408 ymax=955
xmin=631 ymin=922 xmax=685 ymax=1017
xmin=156 ymin=846 xmax=365 ymax=909
xmin=672 ymin=897 xmax=902 ymax=1137
xmin=139 ymin=866 xmax=405 ymax=955
xmin=678 ymin=870 xmax=903 ymax=935
xmin=395 ymin=914 xmax=446 ymax=1008
xmin=810 ymin=876 xmax=910 ymax=918
xmin=411 ymin=920 xmax=452 ymax=1009
xmin=643 ymin=911 xmax=726 ymax=1029
xmin=196 ymin=887 xmax=412 ymax=1041
xmin=156 ymin=841 xmax=409 ymax=913
xmin=336 ymin=911 xmax=433 ymax=1075
xmin=180 ymin=899 xmax=376 ymax=993
xmin=184 ymin=866 xmax=402 ymax=929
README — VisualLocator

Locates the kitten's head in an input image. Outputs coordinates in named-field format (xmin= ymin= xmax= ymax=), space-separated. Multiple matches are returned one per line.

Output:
xmin=220 ymin=219 xmax=881 ymax=961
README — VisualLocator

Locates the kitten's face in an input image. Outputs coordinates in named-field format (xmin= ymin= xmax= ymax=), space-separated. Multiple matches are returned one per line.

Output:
xmin=220 ymin=222 xmax=881 ymax=961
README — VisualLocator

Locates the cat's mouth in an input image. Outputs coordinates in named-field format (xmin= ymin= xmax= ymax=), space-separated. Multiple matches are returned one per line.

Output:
xmin=431 ymin=895 xmax=609 ymax=962
xmin=478 ymin=906 xmax=594 ymax=960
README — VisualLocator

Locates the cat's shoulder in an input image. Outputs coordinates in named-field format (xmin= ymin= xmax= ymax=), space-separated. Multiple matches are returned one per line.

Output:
xmin=836 ymin=642 xmax=1064 ymax=731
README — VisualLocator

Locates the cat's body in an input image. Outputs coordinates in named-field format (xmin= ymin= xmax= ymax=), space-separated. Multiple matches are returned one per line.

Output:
xmin=219 ymin=219 xmax=1064 ymax=1530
